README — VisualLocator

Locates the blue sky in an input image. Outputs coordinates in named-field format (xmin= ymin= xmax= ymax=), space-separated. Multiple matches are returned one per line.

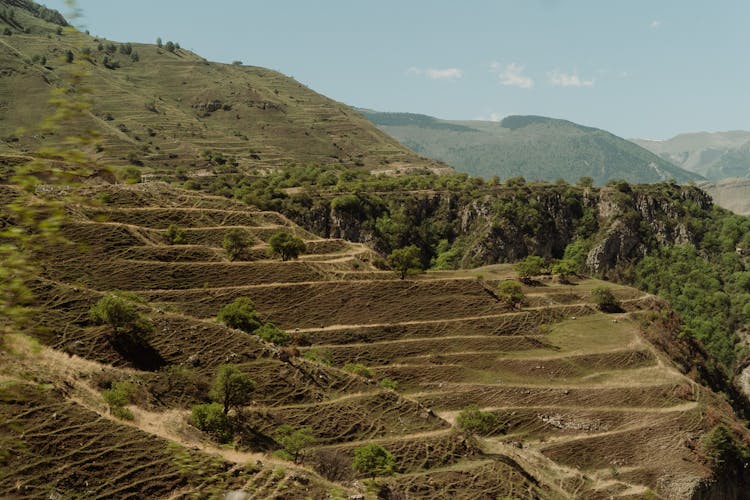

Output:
xmin=45 ymin=0 xmax=750 ymax=139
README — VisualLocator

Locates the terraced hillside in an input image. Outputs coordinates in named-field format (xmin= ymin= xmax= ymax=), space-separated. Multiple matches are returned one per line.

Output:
xmin=3 ymin=183 xmax=748 ymax=499
xmin=0 ymin=1 xmax=446 ymax=176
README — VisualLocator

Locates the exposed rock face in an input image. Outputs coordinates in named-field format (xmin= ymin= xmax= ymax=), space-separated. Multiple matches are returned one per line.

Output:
xmin=294 ymin=183 xmax=713 ymax=275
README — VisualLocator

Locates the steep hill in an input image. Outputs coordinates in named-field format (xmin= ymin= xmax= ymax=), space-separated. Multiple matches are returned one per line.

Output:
xmin=698 ymin=178 xmax=750 ymax=215
xmin=360 ymin=110 xmax=700 ymax=185
xmin=0 ymin=0 xmax=447 ymax=176
xmin=3 ymin=182 xmax=750 ymax=499
xmin=634 ymin=131 xmax=750 ymax=179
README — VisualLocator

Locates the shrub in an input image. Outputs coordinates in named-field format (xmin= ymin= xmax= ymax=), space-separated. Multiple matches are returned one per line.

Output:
xmin=701 ymin=424 xmax=750 ymax=470
xmin=551 ymin=259 xmax=577 ymax=283
xmin=210 ymin=364 xmax=256 ymax=415
xmin=352 ymin=443 xmax=395 ymax=478
xmin=191 ymin=403 xmax=233 ymax=442
xmin=165 ymin=41 xmax=175 ymax=52
xmin=387 ymin=245 xmax=423 ymax=280
xmin=274 ymin=425 xmax=315 ymax=463
xmin=268 ymin=231 xmax=306 ymax=261
xmin=302 ymin=348 xmax=332 ymax=365
xmin=591 ymin=286 xmax=620 ymax=312
xmin=102 ymin=380 xmax=137 ymax=420
xmin=344 ymin=363 xmax=373 ymax=379
xmin=456 ymin=404 xmax=500 ymax=435
xmin=379 ymin=378 xmax=399 ymax=390
xmin=217 ymin=297 xmax=261 ymax=332
xmin=255 ymin=323 xmax=290 ymax=346
xmin=497 ymin=280 xmax=524 ymax=308
xmin=514 ymin=255 xmax=545 ymax=282
xmin=89 ymin=293 xmax=152 ymax=341
xmin=223 ymin=228 xmax=253 ymax=261
xmin=164 ymin=224 xmax=185 ymax=245
xmin=156 ymin=37 xmax=162 ymax=48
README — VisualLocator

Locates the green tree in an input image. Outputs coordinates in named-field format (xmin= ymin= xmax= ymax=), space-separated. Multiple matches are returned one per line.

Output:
xmin=217 ymin=297 xmax=262 ymax=333
xmin=210 ymin=364 xmax=256 ymax=415
xmin=255 ymin=323 xmax=290 ymax=346
xmin=497 ymin=280 xmax=524 ymax=308
xmin=89 ymin=293 xmax=154 ymax=345
xmin=352 ymin=443 xmax=395 ymax=478
xmin=387 ymin=245 xmax=423 ymax=280
xmin=164 ymin=224 xmax=185 ymax=245
xmin=591 ymin=286 xmax=619 ymax=312
xmin=165 ymin=41 xmax=175 ymax=52
xmin=191 ymin=402 xmax=233 ymax=442
xmin=275 ymin=425 xmax=315 ymax=463
xmin=456 ymin=404 xmax=500 ymax=435
xmin=156 ymin=37 xmax=162 ymax=48
xmin=222 ymin=228 xmax=253 ymax=261
xmin=514 ymin=255 xmax=545 ymax=283
xmin=551 ymin=259 xmax=577 ymax=283
xmin=268 ymin=231 xmax=306 ymax=261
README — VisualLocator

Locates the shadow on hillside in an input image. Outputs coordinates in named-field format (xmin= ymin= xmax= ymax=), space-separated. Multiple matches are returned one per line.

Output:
xmin=111 ymin=334 xmax=167 ymax=371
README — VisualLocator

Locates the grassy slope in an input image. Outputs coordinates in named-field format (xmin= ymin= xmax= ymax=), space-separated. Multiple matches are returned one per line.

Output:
xmin=0 ymin=4 xmax=447 ymax=176
xmin=2 ymin=182 xmax=748 ymax=498
xmin=360 ymin=110 xmax=700 ymax=185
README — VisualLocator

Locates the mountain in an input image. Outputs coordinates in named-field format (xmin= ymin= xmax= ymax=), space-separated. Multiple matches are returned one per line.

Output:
xmin=360 ymin=110 xmax=701 ymax=185
xmin=0 ymin=0 xmax=447 ymax=177
xmin=698 ymin=178 xmax=750 ymax=215
xmin=633 ymin=131 xmax=750 ymax=179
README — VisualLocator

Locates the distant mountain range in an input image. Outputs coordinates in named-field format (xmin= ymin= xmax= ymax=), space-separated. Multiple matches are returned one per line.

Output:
xmin=359 ymin=111 xmax=701 ymax=185
xmin=633 ymin=131 xmax=750 ymax=180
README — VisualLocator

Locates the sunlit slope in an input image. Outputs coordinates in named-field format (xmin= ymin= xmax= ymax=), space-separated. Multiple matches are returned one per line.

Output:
xmin=0 ymin=2 xmax=446 ymax=176
xmin=3 ymin=182 xmax=745 ymax=498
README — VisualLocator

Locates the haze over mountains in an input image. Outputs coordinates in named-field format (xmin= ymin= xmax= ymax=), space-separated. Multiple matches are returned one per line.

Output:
xmin=360 ymin=110 xmax=700 ymax=185
xmin=634 ymin=131 xmax=750 ymax=179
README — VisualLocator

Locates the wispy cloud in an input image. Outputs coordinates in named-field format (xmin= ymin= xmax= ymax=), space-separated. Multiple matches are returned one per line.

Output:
xmin=407 ymin=67 xmax=463 ymax=80
xmin=650 ymin=20 xmax=661 ymax=29
xmin=490 ymin=62 xmax=534 ymax=89
xmin=548 ymin=70 xmax=594 ymax=87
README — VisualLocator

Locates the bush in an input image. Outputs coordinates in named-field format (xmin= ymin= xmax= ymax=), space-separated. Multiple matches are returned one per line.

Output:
xmin=387 ymin=245 xmax=423 ymax=280
xmin=701 ymin=424 xmax=750 ymax=470
xmin=164 ymin=224 xmax=185 ymax=245
xmin=268 ymin=231 xmax=306 ymax=261
xmin=223 ymin=228 xmax=253 ymax=261
xmin=209 ymin=364 xmax=256 ymax=415
xmin=274 ymin=425 xmax=315 ymax=462
xmin=191 ymin=403 xmax=233 ymax=442
xmin=352 ymin=443 xmax=395 ymax=478
xmin=379 ymin=378 xmax=399 ymax=390
xmin=217 ymin=297 xmax=261 ymax=333
xmin=497 ymin=280 xmax=524 ymax=308
xmin=90 ymin=293 xmax=152 ymax=340
xmin=591 ymin=286 xmax=620 ymax=312
xmin=344 ymin=363 xmax=373 ymax=379
xmin=102 ymin=381 xmax=137 ymax=420
xmin=551 ymin=259 xmax=578 ymax=283
xmin=255 ymin=323 xmax=290 ymax=346
xmin=302 ymin=348 xmax=332 ymax=365
xmin=456 ymin=404 xmax=500 ymax=435
xmin=514 ymin=255 xmax=545 ymax=282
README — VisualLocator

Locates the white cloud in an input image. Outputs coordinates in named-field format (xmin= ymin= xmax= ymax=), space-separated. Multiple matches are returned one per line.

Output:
xmin=650 ymin=20 xmax=661 ymax=29
xmin=407 ymin=67 xmax=463 ymax=80
xmin=548 ymin=70 xmax=594 ymax=87
xmin=490 ymin=62 xmax=534 ymax=89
